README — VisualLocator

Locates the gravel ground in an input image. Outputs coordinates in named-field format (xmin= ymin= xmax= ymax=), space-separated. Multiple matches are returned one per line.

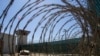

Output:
xmin=0 ymin=53 xmax=94 ymax=56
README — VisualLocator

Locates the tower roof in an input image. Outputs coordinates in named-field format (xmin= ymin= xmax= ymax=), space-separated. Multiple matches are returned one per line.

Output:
xmin=15 ymin=29 xmax=30 ymax=35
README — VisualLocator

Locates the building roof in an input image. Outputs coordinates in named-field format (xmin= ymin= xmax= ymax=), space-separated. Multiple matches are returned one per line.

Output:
xmin=15 ymin=29 xmax=30 ymax=35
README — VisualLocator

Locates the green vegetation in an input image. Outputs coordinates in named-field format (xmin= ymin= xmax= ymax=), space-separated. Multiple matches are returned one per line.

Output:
xmin=88 ymin=0 xmax=100 ymax=16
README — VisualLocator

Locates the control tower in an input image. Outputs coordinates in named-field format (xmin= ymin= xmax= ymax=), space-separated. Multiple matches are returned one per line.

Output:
xmin=16 ymin=29 xmax=30 ymax=45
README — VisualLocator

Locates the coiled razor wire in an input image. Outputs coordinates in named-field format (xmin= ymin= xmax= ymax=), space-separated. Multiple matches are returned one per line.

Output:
xmin=0 ymin=0 xmax=100 ymax=56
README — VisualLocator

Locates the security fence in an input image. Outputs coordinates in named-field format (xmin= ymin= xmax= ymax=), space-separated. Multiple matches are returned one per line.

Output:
xmin=0 ymin=0 xmax=100 ymax=56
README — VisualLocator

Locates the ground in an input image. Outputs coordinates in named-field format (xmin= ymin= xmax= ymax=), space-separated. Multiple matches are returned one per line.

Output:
xmin=0 ymin=53 xmax=94 ymax=56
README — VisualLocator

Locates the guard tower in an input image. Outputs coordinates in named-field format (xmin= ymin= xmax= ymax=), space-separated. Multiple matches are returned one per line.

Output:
xmin=16 ymin=29 xmax=30 ymax=45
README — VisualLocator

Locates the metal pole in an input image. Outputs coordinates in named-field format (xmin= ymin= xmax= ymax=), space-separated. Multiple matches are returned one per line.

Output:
xmin=63 ymin=29 xmax=67 ymax=40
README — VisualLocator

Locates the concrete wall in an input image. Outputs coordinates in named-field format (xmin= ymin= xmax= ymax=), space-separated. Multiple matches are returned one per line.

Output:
xmin=0 ymin=33 xmax=16 ymax=54
xmin=17 ymin=35 xmax=27 ymax=45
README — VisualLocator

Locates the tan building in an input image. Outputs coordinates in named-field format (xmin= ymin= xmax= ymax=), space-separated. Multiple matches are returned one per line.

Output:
xmin=0 ymin=33 xmax=16 ymax=54
xmin=16 ymin=29 xmax=30 ymax=45
xmin=0 ymin=29 xmax=30 ymax=53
